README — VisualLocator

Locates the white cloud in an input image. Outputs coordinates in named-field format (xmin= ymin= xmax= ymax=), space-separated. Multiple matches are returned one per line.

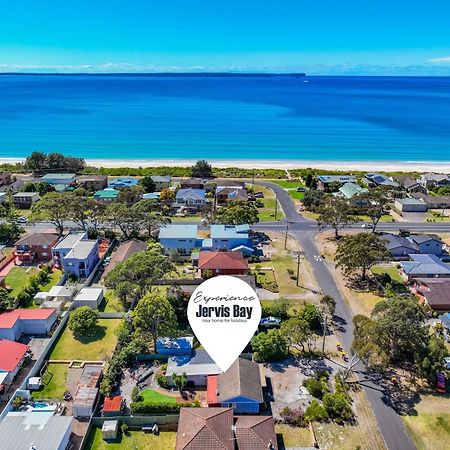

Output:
xmin=427 ymin=56 xmax=450 ymax=63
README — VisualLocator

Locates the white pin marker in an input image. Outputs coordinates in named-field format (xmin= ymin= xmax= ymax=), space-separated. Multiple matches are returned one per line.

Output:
xmin=188 ymin=275 xmax=261 ymax=373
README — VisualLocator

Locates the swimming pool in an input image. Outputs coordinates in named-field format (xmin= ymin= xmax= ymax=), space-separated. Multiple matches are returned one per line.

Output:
xmin=29 ymin=402 xmax=57 ymax=412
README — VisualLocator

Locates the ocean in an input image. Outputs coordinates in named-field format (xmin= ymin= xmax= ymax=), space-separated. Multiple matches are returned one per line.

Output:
xmin=0 ymin=74 xmax=449 ymax=163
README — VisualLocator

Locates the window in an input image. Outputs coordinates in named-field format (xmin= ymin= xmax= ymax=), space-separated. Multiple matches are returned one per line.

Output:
xmin=42 ymin=252 xmax=48 ymax=257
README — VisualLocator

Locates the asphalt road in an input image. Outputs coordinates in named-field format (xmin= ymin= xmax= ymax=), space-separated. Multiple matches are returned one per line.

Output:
xmin=254 ymin=181 xmax=425 ymax=450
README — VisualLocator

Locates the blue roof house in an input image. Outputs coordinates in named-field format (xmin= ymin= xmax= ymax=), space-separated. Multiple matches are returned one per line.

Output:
xmin=400 ymin=254 xmax=450 ymax=280
xmin=156 ymin=337 xmax=194 ymax=356
xmin=209 ymin=224 xmax=253 ymax=253
xmin=158 ymin=224 xmax=201 ymax=257
xmin=174 ymin=189 xmax=206 ymax=212
xmin=108 ymin=178 xmax=138 ymax=189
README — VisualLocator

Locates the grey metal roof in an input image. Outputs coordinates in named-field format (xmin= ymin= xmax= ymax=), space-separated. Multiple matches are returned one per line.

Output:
xmin=401 ymin=254 xmax=450 ymax=275
xmin=65 ymin=240 xmax=97 ymax=260
xmin=380 ymin=233 xmax=418 ymax=251
xmin=0 ymin=412 xmax=72 ymax=450
xmin=167 ymin=349 xmax=220 ymax=377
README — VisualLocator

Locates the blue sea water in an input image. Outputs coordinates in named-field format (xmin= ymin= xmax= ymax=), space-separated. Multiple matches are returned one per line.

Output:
xmin=0 ymin=74 xmax=450 ymax=162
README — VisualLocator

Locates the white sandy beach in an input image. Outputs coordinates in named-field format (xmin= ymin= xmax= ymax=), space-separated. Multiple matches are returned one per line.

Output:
xmin=1 ymin=157 xmax=450 ymax=173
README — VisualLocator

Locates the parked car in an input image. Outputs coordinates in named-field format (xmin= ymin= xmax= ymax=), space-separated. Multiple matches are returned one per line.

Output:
xmin=296 ymin=187 xmax=307 ymax=192
xmin=254 ymin=192 xmax=264 ymax=198
xmin=16 ymin=216 xmax=28 ymax=224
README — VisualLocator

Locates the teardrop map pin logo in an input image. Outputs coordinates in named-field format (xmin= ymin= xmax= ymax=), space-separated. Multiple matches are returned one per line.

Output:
xmin=188 ymin=275 xmax=262 ymax=373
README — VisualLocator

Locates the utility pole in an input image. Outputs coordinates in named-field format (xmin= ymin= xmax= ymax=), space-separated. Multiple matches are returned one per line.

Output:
xmin=274 ymin=192 xmax=278 ymax=220
xmin=284 ymin=223 xmax=288 ymax=249
xmin=296 ymin=251 xmax=301 ymax=286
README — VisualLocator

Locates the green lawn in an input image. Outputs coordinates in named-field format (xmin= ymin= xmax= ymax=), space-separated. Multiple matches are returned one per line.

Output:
xmin=253 ymin=184 xmax=285 ymax=222
xmin=5 ymin=266 xmax=39 ymax=297
xmin=50 ymin=319 xmax=122 ymax=361
xmin=33 ymin=363 xmax=68 ymax=400
xmin=86 ymin=426 xmax=176 ymax=450
xmin=100 ymin=290 xmax=124 ymax=313
xmin=171 ymin=214 xmax=202 ymax=222
xmin=41 ymin=269 xmax=63 ymax=291
xmin=354 ymin=214 xmax=394 ymax=222
xmin=269 ymin=179 xmax=305 ymax=189
xmin=403 ymin=413 xmax=450 ymax=450
xmin=140 ymin=388 xmax=177 ymax=403
xmin=371 ymin=264 xmax=404 ymax=283
xmin=275 ymin=424 xmax=313 ymax=448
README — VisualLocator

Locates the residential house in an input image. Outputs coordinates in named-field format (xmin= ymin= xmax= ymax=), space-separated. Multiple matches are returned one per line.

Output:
xmin=207 ymin=358 xmax=263 ymax=413
xmin=159 ymin=224 xmax=201 ymax=257
xmin=77 ymin=175 xmax=108 ymax=191
xmin=176 ymin=407 xmax=277 ymax=450
xmin=198 ymin=251 xmax=248 ymax=277
xmin=395 ymin=176 xmax=427 ymax=193
xmin=73 ymin=287 xmax=104 ymax=309
xmin=413 ymin=193 xmax=450 ymax=209
xmin=365 ymin=173 xmax=399 ymax=188
xmin=216 ymin=180 xmax=247 ymax=190
xmin=336 ymin=182 xmax=368 ymax=199
xmin=209 ymin=224 xmax=253 ymax=253
xmin=41 ymin=173 xmax=76 ymax=185
xmin=156 ymin=337 xmax=194 ymax=356
xmin=151 ymin=175 xmax=172 ymax=191
xmin=317 ymin=175 xmax=357 ymax=191
xmin=108 ymin=177 xmax=138 ymax=189
xmin=0 ymin=171 xmax=12 ymax=186
xmin=174 ymin=188 xmax=206 ymax=212
xmin=0 ymin=192 xmax=6 ymax=203
xmin=12 ymin=192 xmax=40 ymax=209
xmin=142 ymin=192 xmax=160 ymax=200
xmin=380 ymin=233 xmax=419 ymax=258
xmin=102 ymin=238 xmax=148 ymax=279
xmin=179 ymin=178 xmax=205 ymax=190
xmin=52 ymin=232 xmax=99 ymax=278
xmin=408 ymin=235 xmax=443 ymax=256
xmin=0 ymin=308 xmax=57 ymax=341
xmin=41 ymin=173 xmax=76 ymax=189
xmin=93 ymin=188 xmax=119 ymax=202
xmin=419 ymin=173 xmax=450 ymax=189
xmin=413 ymin=278 xmax=450 ymax=312
xmin=0 ymin=339 xmax=29 ymax=384
xmin=400 ymin=254 xmax=450 ymax=280
xmin=0 ymin=408 xmax=73 ymax=450
xmin=14 ymin=232 xmax=59 ymax=263
xmin=394 ymin=198 xmax=428 ymax=212
xmin=166 ymin=349 xmax=220 ymax=386
xmin=216 ymin=187 xmax=248 ymax=205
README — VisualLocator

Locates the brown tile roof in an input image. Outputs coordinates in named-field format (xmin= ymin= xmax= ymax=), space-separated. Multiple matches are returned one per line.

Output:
xmin=415 ymin=278 xmax=450 ymax=311
xmin=234 ymin=416 xmax=278 ymax=450
xmin=176 ymin=407 xmax=234 ymax=450
xmin=217 ymin=358 xmax=263 ymax=403
xmin=102 ymin=239 xmax=148 ymax=278
xmin=198 ymin=252 xmax=248 ymax=271
xmin=15 ymin=232 xmax=59 ymax=247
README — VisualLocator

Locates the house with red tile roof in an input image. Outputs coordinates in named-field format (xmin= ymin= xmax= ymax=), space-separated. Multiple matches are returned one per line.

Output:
xmin=0 ymin=308 xmax=57 ymax=341
xmin=0 ymin=339 xmax=29 ymax=385
xmin=198 ymin=251 xmax=248 ymax=277
xmin=176 ymin=407 xmax=277 ymax=450
xmin=14 ymin=232 xmax=59 ymax=263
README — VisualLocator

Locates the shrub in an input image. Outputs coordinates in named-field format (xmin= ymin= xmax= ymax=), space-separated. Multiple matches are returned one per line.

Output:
xmin=280 ymin=406 xmax=307 ymax=427
xmin=156 ymin=373 xmax=169 ymax=389
xmin=68 ymin=307 xmax=99 ymax=336
xmin=131 ymin=387 xmax=142 ymax=403
xmin=322 ymin=392 xmax=353 ymax=424
xmin=121 ymin=423 xmax=129 ymax=435
xmin=130 ymin=401 xmax=195 ymax=414
xmin=305 ymin=400 xmax=328 ymax=422
xmin=303 ymin=377 xmax=328 ymax=400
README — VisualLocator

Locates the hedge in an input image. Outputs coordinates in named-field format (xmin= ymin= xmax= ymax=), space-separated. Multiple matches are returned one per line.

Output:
xmin=130 ymin=401 xmax=196 ymax=414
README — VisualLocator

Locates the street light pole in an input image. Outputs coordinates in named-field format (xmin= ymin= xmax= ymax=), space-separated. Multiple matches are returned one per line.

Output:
xmin=284 ymin=223 xmax=288 ymax=250
xmin=296 ymin=251 xmax=301 ymax=287
xmin=274 ymin=192 xmax=278 ymax=220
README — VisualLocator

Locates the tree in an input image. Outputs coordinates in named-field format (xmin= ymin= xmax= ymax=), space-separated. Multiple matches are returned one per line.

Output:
xmin=305 ymin=400 xmax=328 ymax=422
xmin=132 ymin=294 xmax=177 ymax=351
xmin=139 ymin=176 xmax=156 ymax=193
xmin=302 ymin=189 xmax=325 ymax=211
xmin=372 ymin=297 xmax=428 ymax=364
xmin=172 ymin=372 xmax=188 ymax=391
xmin=281 ymin=318 xmax=315 ymax=353
xmin=160 ymin=187 xmax=175 ymax=202
xmin=0 ymin=288 xmax=14 ymax=312
xmin=317 ymin=196 xmax=355 ymax=239
xmin=118 ymin=186 xmax=145 ymax=205
xmin=191 ymin=160 xmax=212 ymax=178
xmin=24 ymin=152 xmax=47 ymax=173
xmin=106 ymin=202 xmax=141 ymax=239
xmin=105 ymin=247 xmax=175 ymax=309
xmin=31 ymin=192 xmax=71 ymax=235
xmin=35 ymin=182 xmax=55 ymax=196
xmin=322 ymin=392 xmax=353 ymax=423
xmin=335 ymin=233 xmax=389 ymax=280
xmin=251 ymin=329 xmax=289 ymax=362
xmin=213 ymin=200 xmax=259 ymax=225
xmin=0 ymin=223 xmax=24 ymax=244
xmin=420 ymin=334 xmax=449 ymax=380
xmin=66 ymin=195 xmax=90 ymax=231
xmin=23 ymin=182 xmax=37 ymax=192
xmin=298 ymin=303 xmax=321 ymax=329
xmin=356 ymin=189 xmax=390 ymax=232
xmin=319 ymin=295 xmax=336 ymax=353
xmin=132 ymin=199 xmax=170 ymax=236
xmin=68 ymin=307 xmax=99 ymax=336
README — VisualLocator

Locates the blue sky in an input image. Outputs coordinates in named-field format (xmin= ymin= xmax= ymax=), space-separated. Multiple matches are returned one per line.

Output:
xmin=1 ymin=0 xmax=450 ymax=74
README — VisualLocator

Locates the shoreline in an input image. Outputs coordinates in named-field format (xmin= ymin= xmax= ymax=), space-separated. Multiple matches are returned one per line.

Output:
xmin=1 ymin=157 xmax=450 ymax=173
